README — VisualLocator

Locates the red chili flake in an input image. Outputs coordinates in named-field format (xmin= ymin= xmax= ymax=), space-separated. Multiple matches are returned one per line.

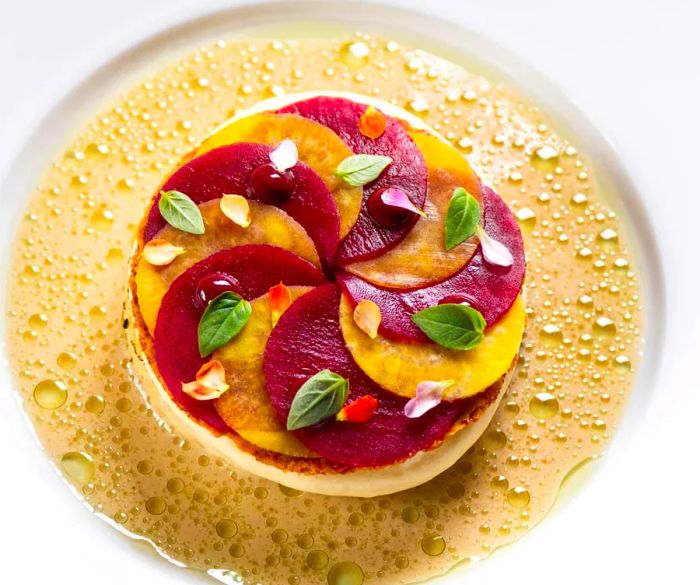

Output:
xmin=269 ymin=282 xmax=292 ymax=326
xmin=336 ymin=394 xmax=378 ymax=423
xmin=358 ymin=106 xmax=387 ymax=140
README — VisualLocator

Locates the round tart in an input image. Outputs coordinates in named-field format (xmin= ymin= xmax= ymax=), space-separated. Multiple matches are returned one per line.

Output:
xmin=128 ymin=92 xmax=526 ymax=497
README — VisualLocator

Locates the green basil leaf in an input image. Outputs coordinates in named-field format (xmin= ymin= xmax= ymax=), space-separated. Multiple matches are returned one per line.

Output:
xmin=335 ymin=154 xmax=392 ymax=187
xmin=444 ymin=187 xmax=480 ymax=250
xmin=159 ymin=190 xmax=205 ymax=235
xmin=411 ymin=303 xmax=486 ymax=350
xmin=286 ymin=370 xmax=349 ymax=430
xmin=198 ymin=292 xmax=252 ymax=357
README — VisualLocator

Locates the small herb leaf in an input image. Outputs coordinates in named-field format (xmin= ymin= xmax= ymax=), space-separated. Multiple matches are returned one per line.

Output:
xmin=336 ymin=154 xmax=392 ymax=187
xmin=159 ymin=190 xmax=205 ymax=235
xmin=198 ymin=292 xmax=252 ymax=357
xmin=411 ymin=303 xmax=486 ymax=350
xmin=286 ymin=370 xmax=349 ymax=430
xmin=444 ymin=187 xmax=480 ymax=250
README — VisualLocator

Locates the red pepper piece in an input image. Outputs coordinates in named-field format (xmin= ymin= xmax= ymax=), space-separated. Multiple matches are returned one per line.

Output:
xmin=336 ymin=394 xmax=378 ymax=423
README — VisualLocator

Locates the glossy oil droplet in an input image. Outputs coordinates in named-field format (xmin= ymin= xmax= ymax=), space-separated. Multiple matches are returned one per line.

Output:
xmin=340 ymin=41 xmax=370 ymax=66
xmin=85 ymin=395 xmax=105 ymax=414
xmin=33 ymin=379 xmax=68 ymax=409
xmin=328 ymin=561 xmax=364 ymax=585
xmin=484 ymin=429 xmax=507 ymax=449
xmin=57 ymin=352 xmax=77 ymax=370
xmin=61 ymin=451 xmax=94 ymax=483
xmin=29 ymin=313 xmax=48 ymax=329
xmin=146 ymin=496 xmax=167 ymax=515
xmin=594 ymin=317 xmax=616 ymax=337
xmin=531 ymin=144 xmax=559 ymax=172
xmin=401 ymin=506 xmax=420 ymax=523
xmin=529 ymin=392 xmax=559 ymax=419
xmin=421 ymin=534 xmax=446 ymax=556
xmin=216 ymin=519 xmax=238 ymax=538
xmin=307 ymin=550 xmax=329 ymax=570
xmin=507 ymin=487 xmax=531 ymax=509
xmin=167 ymin=477 xmax=185 ymax=494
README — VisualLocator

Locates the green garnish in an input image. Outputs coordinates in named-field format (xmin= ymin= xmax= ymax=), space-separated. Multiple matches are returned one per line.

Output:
xmin=444 ymin=187 xmax=480 ymax=250
xmin=286 ymin=370 xmax=349 ymax=430
xmin=335 ymin=154 xmax=392 ymax=187
xmin=197 ymin=292 xmax=252 ymax=357
xmin=411 ymin=303 xmax=486 ymax=350
xmin=159 ymin=190 xmax=205 ymax=235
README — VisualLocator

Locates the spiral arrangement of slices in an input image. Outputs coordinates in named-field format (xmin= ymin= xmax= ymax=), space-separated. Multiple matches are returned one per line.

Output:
xmin=132 ymin=96 xmax=526 ymax=470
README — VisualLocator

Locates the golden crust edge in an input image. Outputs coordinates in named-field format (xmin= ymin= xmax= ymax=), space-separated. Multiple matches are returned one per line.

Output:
xmin=125 ymin=287 xmax=514 ymax=496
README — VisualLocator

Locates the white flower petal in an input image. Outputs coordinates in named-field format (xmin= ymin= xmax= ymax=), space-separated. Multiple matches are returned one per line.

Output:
xmin=404 ymin=380 xmax=454 ymax=418
xmin=142 ymin=239 xmax=185 ymax=266
xmin=220 ymin=194 xmax=251 ymax=228
xmin=476 ymin=225 xmax=513 ymax=267
xmin=269 ymin=138 xmax=298 ymax=172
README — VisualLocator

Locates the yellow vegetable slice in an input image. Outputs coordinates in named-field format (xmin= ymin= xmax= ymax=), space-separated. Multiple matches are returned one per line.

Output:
xmin=214 ymin=288 xmax=317 ymax=458
xmin=340 ymin=294 xmax=525 ymax=400
xmin=346 ymin=131 xmax=481 ymax=288
xmin=196 ymin=112 xmax=362 ymax=238
xmin=134 ymin=199 xmax=320 ymax=333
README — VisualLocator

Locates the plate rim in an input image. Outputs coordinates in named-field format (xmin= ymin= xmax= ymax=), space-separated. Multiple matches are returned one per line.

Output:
xmin=0 ymin=0 xmax=666 ymax=582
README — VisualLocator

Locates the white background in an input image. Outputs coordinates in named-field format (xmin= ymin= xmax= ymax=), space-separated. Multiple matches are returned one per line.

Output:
xmin=1 ymin=0 xmax=698 ymax=583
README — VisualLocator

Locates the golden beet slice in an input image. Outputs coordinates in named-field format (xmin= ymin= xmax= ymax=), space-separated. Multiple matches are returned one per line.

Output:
xmin=213 ymin=288 xmax=317 ymax=458
xmin=196 ymin=112 xmax=362 ymax=238
xmin=346 ymin=131 xmax=481 ymax=288
xmin=340 ymin=293 xmax=525 ymax=400
xmin=135 ymin=199 xmax=320 ymax=333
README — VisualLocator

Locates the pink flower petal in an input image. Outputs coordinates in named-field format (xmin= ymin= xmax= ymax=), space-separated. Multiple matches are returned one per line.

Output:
xmin=269 ymin=139 xmax=298 ymax=172
xmin=476 ymin=225 xmax=513 ymax=267
xmin=381 ymin=187 xmax=427 ymax=218
xmin=404 ymin=380 xmax=454 ymax=418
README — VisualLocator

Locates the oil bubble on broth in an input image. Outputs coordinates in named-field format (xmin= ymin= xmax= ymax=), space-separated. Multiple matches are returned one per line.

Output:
xmin=6 ymin=33 xmax=642 ymax=584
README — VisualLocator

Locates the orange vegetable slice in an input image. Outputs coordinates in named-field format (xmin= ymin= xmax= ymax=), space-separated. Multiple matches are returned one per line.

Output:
xmin=346 ymin=131 xmax=482 ymax=288
xmin=196 ymin=112 xmax=362 ymax=239
xmin=339 ymin=294 xmax=525 ymax=400
xmin=134 ymin=199 xmax=319 ymax=333
xmin=214 ymin=287 xmax=317 ymax=458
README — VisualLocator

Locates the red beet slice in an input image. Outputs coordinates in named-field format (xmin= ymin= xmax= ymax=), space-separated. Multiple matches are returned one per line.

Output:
xmin=143 ymin=142 xmax=339 ymax=269
xmin=338 ymin=185 xmax=526 ymax=343
xmin=153 ymin=245 xmax=325 ymax=433
xmin=279 ymin=96 xmax=428 ymax=265
xmin=263 ymin=284 xmax=464 ymax=468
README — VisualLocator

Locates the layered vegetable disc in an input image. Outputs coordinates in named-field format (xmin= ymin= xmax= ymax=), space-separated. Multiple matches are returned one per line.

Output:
xmin=132 ymin=95 xmax=526 ymax=470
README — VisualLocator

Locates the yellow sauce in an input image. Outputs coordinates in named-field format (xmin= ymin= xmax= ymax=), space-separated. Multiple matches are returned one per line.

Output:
xmin=6 ymin=33 xmax=642 ymax=584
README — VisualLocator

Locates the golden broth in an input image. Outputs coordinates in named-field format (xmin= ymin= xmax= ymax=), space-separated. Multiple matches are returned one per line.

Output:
xmin=6 ymin=33 xmax=642 ymax=584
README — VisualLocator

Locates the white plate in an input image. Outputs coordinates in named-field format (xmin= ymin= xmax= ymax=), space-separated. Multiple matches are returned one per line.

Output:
xmin=0 ymin=1 xmax=694 ymax=584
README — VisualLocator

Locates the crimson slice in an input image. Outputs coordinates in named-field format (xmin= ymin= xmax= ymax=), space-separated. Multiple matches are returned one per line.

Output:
xmin=153 ymin=245 xmax=325 ymax=433
xmin=338 ymin=185 xmax=525 ymax=343
xmin=263 ymin=284 xmax=464 ymax=467
xmin=143 ymin=142 xmax=339 ymax=269
xmin=279 ymin=96 xmax=428 ymax=265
